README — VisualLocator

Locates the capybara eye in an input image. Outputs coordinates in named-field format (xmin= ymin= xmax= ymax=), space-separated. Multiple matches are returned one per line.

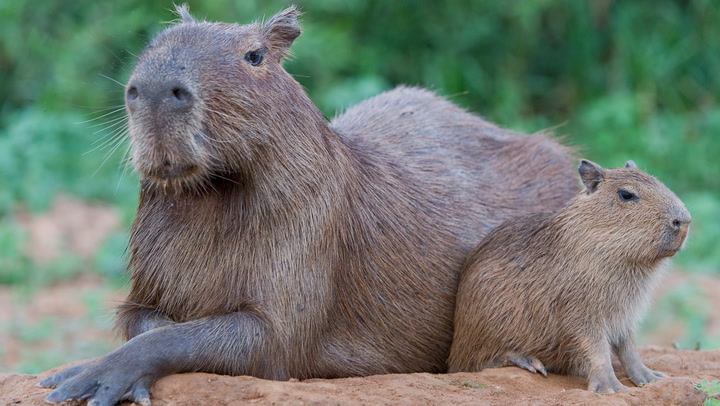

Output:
xmin=618 ymin=189 xmax=638 ymax=201
xmin=244 ymin=50 xmax=264 ymax=66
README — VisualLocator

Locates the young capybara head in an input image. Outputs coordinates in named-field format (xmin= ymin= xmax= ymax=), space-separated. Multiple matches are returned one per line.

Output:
xmin=573 ymin=159 xmax=691 ymax=265
xmin=125 ymin=6 xmax=311 ymax=191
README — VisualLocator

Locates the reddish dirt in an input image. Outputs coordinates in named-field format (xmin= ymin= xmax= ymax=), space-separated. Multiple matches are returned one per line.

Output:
xmin=1 ymin=347 xmax=719 ymax=405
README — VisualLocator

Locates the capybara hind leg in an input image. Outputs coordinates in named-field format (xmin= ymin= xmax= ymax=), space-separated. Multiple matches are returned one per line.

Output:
xmin=498 ymin=351 xmax=547 ymax=377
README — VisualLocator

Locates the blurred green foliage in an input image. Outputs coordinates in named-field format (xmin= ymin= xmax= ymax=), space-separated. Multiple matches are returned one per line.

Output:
xmin=694 ymin=379 xmax=720 ymax=406
xmin=0 ymin=0 xmax=719 ymax=363
xmin=1 ymin=285 xmax=120 ymax=374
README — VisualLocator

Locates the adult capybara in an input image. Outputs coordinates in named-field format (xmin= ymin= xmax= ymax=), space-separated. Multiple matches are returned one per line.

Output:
xmin=448 ymin=159 xmax=691 ymax=393
xmin=40 ymin=6 xmax=578 ymax=405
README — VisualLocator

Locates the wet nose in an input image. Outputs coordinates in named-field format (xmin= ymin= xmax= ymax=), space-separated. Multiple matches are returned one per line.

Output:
xmin=126 ymin=80 xmax=194 ymax=113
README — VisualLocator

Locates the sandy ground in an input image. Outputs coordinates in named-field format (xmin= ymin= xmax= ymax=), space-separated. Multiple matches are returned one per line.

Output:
xmin=1 ymin=346 xmax=719 ymax=405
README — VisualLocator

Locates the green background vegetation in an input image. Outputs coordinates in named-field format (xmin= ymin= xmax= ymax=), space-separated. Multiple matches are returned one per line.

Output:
xmin=1 ymin=0 xmax=718 ymax=373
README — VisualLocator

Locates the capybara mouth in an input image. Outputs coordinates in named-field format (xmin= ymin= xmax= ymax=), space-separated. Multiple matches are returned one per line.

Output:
xmin=658 ymin=224 xmax=690 ymax=259
xmin=657 ymin=238 xmax=687 ymax=258
xmin=657 ymin=246 xmax=681 ymax=258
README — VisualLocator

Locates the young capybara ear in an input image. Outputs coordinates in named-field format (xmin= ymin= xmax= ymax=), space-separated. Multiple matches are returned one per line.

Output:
xmin=578 ymin=159 xmax=606 ymax=194
xmin=262 ymin=6 xmax=301 ymax=60
xmin=174 ymin=4 xmax=196 ymax=24
xmin=624 ymin=160 xmax=638 ymax=169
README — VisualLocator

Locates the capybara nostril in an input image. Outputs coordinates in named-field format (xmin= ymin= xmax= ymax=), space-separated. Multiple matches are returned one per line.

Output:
xmin=127 ymin=85 xmax=139 ymax=101
xmin=171 ymin=85 xmax=192 ymax=104
xmin=671 ymin=206 xmax=692 ymax=228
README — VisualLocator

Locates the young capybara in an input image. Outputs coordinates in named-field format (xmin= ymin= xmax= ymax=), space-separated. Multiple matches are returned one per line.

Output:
xmin=39 ymin=6 xmax=579 ymax=405
xmin=448 ymin=159 xmax=691 ymax=393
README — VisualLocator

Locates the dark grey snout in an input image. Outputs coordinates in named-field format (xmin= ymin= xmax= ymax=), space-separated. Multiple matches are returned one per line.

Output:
xmin=669 ymin=205 xmax=691 ymax=230
xmin=658 ymin=204 xmax=690 ymax=258
xmin=126 ymin=80 xmax=194 ymax=114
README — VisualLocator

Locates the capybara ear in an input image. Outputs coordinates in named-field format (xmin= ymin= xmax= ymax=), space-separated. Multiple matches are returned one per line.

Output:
xmin=262 ymin=6 xmax=301 ymax=59
xmin=174 ymin=4 xmax=197 ymax=24
xmin=624 ymin=160 xmax=638 ymax=169
xmin=578 ymin=159 xmax=605 ymax=194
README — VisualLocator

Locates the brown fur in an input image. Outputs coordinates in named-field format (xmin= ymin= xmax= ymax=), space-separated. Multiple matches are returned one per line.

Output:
xmin=448 ymin=159 xmax=691 ymax=393
xmin=40 ymin=6 xmax=578 ymax=405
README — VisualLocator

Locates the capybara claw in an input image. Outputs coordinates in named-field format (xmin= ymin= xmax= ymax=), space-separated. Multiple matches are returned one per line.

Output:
xmin=503 ymin=353 xmax=547 ymax=377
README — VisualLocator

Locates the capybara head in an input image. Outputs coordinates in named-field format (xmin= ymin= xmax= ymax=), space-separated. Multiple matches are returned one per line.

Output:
xmin=125 ymin=6 xmax=309 ymax=191
xmin=573 ymin=159 xmax=691 ymax=264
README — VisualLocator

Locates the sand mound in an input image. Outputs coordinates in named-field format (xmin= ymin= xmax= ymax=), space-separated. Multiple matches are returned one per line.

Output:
xmin=2 ymin=346 xmax=718 ymax=405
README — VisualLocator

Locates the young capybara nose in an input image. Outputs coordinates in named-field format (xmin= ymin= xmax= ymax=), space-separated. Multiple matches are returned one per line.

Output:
xmin=670 ymin=205 xmax=691 ymax=230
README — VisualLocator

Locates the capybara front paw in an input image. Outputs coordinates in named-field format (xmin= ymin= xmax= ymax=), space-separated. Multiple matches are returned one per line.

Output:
xmin=38 ymin=356 xmax=154 ymax=406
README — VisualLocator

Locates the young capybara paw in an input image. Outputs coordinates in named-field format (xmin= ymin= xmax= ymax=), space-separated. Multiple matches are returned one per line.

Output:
xmin=588 ymin=372 xmax=625 ymax=394
xmin=628 ymin=366 xmax=664 ymax=387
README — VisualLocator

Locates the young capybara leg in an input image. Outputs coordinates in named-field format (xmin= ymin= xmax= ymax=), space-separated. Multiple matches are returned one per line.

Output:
xmin=615 ymin=333 xmax=664 ymax=387
xmin=38 ymin=311 xmax=274 ymax=406
xmin=496 ymin=351 xmax=548 ymax=377
xmin=585 ymin=344 xmax=624 ymax=393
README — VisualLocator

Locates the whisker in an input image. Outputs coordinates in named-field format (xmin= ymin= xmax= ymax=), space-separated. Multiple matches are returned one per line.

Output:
xmin=91 ymin=118 xmax=128 ymax=140
xmin=99 ymin=73 xmax=127 ymax=88
xmin=444 ymin=90 xmax=470 ymax=99
xmin=116 ymin=143 xmax=135 ymax=193
xmin=88 ymin=114 xmax=127 ymax=130
xmin=93 ymin=130 xmax=129 ymax=175
xmin=199 ymin=176 xmax=221 ymax=196
xmin=205 ymin=107 xmax=248 ymax=122
xmin=196 ymin=130 xmax=233 ymax=144
xmin=211 ymin=173 xmax=241 ymax=186
xmin=101 ymin=130 xmax=129 ymax=156
xmin=85 ymin=124 xmax=129 ymax=155
xmin=83 ymin=104 xmax=126 ymax=114
xmin=88 ymin=128 xmax=127 ymax=152
xmin=89 ymin=124 xmax=127 ymax=147
xmin=77 ymin=106 xmax=126 ymax=124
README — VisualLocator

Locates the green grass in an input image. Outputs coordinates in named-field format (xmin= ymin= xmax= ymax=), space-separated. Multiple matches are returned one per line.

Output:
xmin=694 ymin=380 xmax=720 ymax=406
xmin=457 ymin=381 xmax=486 ymax=389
